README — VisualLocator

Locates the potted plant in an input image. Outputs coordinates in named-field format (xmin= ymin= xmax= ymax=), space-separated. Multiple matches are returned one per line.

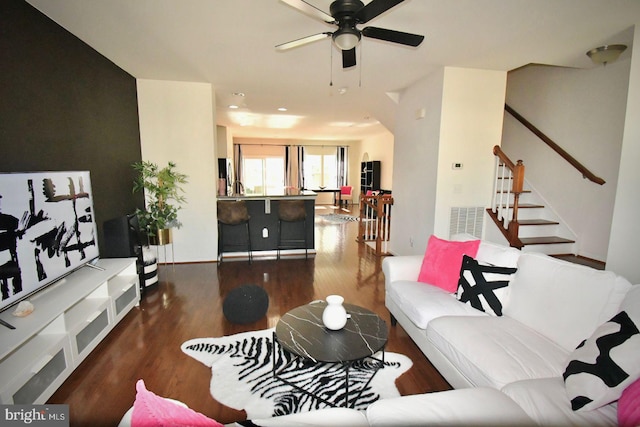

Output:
xmin=132 ymin=161 xmax=188 ymax=245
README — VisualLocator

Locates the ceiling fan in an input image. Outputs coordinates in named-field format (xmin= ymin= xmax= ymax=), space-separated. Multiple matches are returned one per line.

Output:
xmin=276 ymin=0 xmax=424 ymax=68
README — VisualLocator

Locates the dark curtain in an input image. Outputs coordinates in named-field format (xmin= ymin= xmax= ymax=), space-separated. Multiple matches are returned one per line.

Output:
xmin=298 ymin=146 xmax=305 ymax=189
xmin=233 ymin=144 xmax=243 ymax=194
xmin=337 ymin=146 xmax=348 ymax=186
xmin=285 ymin=145 xmax=292 ymax=188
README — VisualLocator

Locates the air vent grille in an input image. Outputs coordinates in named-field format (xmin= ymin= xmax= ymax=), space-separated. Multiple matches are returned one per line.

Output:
xmin=450 ymin=207 xmax=484 ymax=239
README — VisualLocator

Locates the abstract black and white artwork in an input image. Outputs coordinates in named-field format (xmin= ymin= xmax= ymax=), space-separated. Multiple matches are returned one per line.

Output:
xmin=0 ymin=171 xmax=99 ymax=312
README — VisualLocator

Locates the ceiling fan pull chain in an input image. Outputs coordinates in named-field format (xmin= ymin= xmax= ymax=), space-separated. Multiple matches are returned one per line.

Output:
xmin=359 ymin=44 xmax=363 ymax=87
xmin=329 ymin=42 xmax=334 ymax=87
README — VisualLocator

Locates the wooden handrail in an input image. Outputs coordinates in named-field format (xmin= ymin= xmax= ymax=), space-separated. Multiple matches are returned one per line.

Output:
xmin=358 ymin=193 xmax=393 ymax=256
xmin=504 ymin=104 xmax=605 ymax=185
xmin=490 ymin=146 xmax=525 ymax=248
xmin=493 ymin=146 xmax=525 ymax=194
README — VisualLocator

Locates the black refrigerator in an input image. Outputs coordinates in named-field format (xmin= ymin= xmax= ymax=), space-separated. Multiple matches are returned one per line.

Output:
xmin=217 ymin=158 xmax=233 ymax=196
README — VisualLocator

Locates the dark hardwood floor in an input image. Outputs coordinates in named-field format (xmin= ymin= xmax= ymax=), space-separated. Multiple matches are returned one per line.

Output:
xmin=48 ymin=205 xmax=451 ymax=426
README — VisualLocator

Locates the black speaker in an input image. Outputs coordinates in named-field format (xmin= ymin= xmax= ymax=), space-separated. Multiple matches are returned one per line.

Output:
xmin=103 ymin=215 xmax=138 ymax=258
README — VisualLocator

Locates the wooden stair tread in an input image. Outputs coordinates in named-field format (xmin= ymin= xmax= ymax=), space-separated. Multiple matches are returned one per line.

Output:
xmin=512 ymin=203 xmax=544 ymax=209
xmin=550 ymin=254 xmax=606 ymax=270
xmin=520 ymin=236 xmax=575 ymax=245
xmin=518 ymin=219 xmax=559 ymax=226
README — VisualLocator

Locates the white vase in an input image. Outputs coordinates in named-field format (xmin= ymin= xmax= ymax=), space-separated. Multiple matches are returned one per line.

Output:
xmin=322 ymin=295 xmax=348 ymax=330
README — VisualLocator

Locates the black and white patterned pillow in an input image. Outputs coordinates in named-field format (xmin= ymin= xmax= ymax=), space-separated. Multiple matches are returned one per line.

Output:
xmin=563 ymin=310 xmax=640 ymax=411
xmin=456 ymin=255 xmax=517 ymax=316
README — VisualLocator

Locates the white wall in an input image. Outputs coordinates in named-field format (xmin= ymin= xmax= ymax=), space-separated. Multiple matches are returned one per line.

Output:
xmin=434 ymin=68 xmax=507 ymax=238
xmin=607 ymin=26 xmax=640 ymax=284
xmin=503 ymin=59 xmax=631 ymax=261
xmin=137 ymin=79 xmax=218 ymax=263
xmin=390 ymin=67 xmax=444 ymax=255
xmin=360 ymin=131 xmax=394 ymax=191
xmin=216 ymin=125 xmax=232 ymax=159
xmin=390 ymin=67 xmax=507 ymax=256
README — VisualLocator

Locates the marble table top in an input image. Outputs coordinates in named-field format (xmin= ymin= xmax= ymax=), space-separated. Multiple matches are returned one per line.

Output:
xmin=275 ymin=301 xmax=388 ymax=363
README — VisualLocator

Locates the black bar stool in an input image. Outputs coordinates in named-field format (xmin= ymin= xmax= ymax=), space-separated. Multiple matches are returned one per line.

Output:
xmin=217 ymin=200 xmax=252 ymax=263
xmin=277 ymin=200 xmax=308 ymax=260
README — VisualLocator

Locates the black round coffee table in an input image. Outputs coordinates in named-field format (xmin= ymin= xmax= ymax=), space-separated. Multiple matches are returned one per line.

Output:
xmin=273 ymin=300 xmax=388 ymax=407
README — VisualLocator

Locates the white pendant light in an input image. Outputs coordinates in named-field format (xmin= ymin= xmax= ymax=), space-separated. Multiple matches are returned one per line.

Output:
xmin=333 ymin=27 xmax=361 ymax=50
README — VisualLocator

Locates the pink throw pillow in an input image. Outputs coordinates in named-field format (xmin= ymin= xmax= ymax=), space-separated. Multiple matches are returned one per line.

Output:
xmin=132 ymin=379 xmax=223 ymax=427
xmin=418 ymin=235 xmax=480 ymax=292
xmin=619 ymin=376 xmax=640 ymax=427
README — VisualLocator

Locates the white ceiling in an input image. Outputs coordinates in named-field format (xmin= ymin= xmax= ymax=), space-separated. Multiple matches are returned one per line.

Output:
xmin=26 ymin=0 xmax=640 ymax=141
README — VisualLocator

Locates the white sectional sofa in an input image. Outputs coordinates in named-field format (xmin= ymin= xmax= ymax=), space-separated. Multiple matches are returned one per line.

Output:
xmin=382 ymin=235 xmax=640 ymax=426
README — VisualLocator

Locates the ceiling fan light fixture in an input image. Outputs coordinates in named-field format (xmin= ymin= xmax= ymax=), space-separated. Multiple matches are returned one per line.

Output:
xmin=586 ymin=44 xmax=627 ymax=66
xmin=333 ymin=27 xmax=361 ymax=50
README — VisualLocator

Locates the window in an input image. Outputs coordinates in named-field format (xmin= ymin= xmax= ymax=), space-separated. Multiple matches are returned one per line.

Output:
xmin=304 ymin=146 xmax=339 ymax=189
xmin=241 ymin=145 xmax=285 ymax=195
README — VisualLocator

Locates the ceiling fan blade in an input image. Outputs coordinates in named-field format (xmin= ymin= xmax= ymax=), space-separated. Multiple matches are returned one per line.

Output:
xmin=342 ymin=48 xmax=357 ymax=68
xmin=280 ymin=0 xmax=335 ymax=23
xmin=362 ymin=26 xmax=424 ymax=47
xmin=276 ymin=32 xmax=331 ymax=51
xmin=354 ymin=0 xmax=404 ymax=24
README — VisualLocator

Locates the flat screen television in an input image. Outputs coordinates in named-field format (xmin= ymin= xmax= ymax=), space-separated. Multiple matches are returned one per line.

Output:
xmin=0 ymin=171 xmax=99 ymax=313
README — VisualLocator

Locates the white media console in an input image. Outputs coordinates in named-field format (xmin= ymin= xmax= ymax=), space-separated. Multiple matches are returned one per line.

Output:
xmin=0 ymin=258 xmax=139 ymax=404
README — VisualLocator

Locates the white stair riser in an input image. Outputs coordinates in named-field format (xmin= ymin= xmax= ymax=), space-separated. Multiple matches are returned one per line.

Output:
xmin=517 ymin=224 xmax=561 ymax=238
xmin=521 ymin=242 xmax=576 ymax=255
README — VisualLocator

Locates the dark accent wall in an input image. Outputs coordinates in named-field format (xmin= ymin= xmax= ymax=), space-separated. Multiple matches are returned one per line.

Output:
xmin=0 ymin=0 xmax=144 ymax=254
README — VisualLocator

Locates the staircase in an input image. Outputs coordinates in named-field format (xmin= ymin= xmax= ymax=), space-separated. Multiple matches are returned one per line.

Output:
xmin=491 ymin=176 xmax=576 ymax=254
xmin=488 ymin=146 xmax=605 ymax=269
xmin=488 ymin=105 xmax=608 ymax=269
xmin=357 ymin=192 xmax=393 ymax=256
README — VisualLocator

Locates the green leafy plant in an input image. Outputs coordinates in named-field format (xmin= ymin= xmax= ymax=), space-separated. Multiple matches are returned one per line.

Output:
xmin=132 ymin=161 xmax=188 ymax=235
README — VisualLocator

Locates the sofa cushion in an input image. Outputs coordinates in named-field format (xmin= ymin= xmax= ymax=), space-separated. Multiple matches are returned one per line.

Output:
xmin=234 ymin=408 xmax=369 ymax=427
xmin=563 ymin=294 xmax=640 ymax=411
xmin=456 ymin=255 xmax=517 ymax=316
xmin=418 ymin=235 xmax=480 ymax=292
xmin=618 ymin=376 xmax=640 ymax=427
xmin=475 ymin=240 xmax=521 ymax=268
xmin=427 ymin=316 xmax=568 ymax=389
xmin=387 ymin=280 xmax=486 ymax=330
xmin=451 ymin=234 xmax=521 ymax=268
xmin=129 ymin=380 xmax=223 ymax=427
xmin=503 ymin=252 xmax=632 ymax=352
xmin=501 ymin=377 xmax=618 ymax=426
xmin=366 ymin=388 xmax=534 ymax=427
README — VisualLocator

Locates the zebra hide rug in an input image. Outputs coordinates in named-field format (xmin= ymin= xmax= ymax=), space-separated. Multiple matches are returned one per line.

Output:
xmin=181 ymin=328 xmax=412 ymax=419
xmin=319 ymin=213 xmax=359 ymax=223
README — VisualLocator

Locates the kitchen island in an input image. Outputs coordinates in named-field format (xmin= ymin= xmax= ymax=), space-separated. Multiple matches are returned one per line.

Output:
xmin=217 ymin=189 xmax=317 ymax=260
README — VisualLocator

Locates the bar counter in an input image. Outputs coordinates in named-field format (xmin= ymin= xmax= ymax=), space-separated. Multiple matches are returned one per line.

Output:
xmin=218 ymin=188 xmax=317 ymax=201
xmin=217 ymin=189 xmax=317 ymax=260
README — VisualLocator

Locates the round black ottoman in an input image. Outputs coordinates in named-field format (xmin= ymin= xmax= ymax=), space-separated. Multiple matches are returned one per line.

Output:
xmin=223 ymin=284 xmax=269 ymax=324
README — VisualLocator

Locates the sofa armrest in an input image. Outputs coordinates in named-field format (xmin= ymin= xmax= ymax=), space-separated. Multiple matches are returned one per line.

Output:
xmin=382 ymin=255 xmax=423 ymax=287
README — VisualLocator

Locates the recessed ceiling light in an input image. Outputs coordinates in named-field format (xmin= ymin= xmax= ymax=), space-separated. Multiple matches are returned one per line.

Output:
xmin=232 ymin=92 xmax=245 ymax=97
xmin=278 ymin=107 xmax=287 ymax=112
xmin=228 ymin=104 xmax=239 ymax=109
xmin=338 ymin=87 xmax=348 ymax=95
